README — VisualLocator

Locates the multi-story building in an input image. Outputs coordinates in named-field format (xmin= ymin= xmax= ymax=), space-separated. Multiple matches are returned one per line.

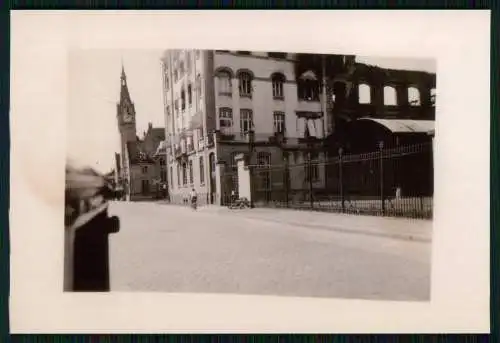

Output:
xmin=116 ymin=65 xmax=166 ymax=201
xmin=160 ymin=50 xmax=349 ymax=204
xmin=160 ymin=50 xmax=436 ymax=205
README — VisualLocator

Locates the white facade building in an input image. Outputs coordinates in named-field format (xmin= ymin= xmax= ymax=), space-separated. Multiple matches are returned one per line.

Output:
xmin=160 ymin=50 xmax=329 ymax=205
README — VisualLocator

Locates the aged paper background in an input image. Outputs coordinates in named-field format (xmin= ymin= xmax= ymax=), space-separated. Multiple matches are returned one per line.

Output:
xmin=9 ymin=10 xmax=490 ymax=333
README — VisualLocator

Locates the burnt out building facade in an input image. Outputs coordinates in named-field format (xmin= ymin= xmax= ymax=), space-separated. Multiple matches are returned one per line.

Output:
xmin=327 ymin=62 xmax=436 ymax=153
xmin=323 ymin=62 xmax=436 ymax=199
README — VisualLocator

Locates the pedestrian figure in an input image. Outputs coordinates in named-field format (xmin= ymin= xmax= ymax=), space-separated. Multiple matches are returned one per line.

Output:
xmin=190 ymin=188 xmax=198 ymax=210
xmin=395 ymin=186 xmax=402 ymax=200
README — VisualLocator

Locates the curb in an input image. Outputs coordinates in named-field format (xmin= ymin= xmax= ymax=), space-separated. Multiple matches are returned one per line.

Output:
xmin=219 ymin=211 xmax=431 ymax=243
xmin=145 ymin=202 xmax=431 ymax=243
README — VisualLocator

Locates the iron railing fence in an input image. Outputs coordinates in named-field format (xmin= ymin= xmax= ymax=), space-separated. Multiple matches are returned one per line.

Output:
xmin=247 ymin=142 xmax=433 ymax=219
xmin=167 ymin=192 xmax=212 ymax=207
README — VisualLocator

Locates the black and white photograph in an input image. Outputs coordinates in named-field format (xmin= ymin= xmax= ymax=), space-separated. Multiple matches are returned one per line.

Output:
xmin=10 ymin=11 xmax=489 ymax=333
xmin=65 ymin=49 xmax=436 ymax=301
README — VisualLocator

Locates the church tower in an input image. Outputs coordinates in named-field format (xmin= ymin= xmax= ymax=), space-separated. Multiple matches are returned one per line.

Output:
xmin=116 ymin=64 xmax=137 ymax=174
xmin=117 ymin=64 xmax=137 ymax=142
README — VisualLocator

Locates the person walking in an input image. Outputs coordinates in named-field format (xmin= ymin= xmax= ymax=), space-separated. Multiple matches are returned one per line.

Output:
xmin=189 ymin=188 xmax=198 ymax=210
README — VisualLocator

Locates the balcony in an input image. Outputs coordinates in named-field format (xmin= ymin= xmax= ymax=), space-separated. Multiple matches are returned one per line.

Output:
xmin=219 ymin=128 xmax=252 ymax=143
xmin=297 ymin=98 xmax=322 ymax=114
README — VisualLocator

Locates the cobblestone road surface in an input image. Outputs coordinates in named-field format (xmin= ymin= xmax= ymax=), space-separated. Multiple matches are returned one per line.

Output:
xmin=108 ymin=201 xmax=431 ymax=301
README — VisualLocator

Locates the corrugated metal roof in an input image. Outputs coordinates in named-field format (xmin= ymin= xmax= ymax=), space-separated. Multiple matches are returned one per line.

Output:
xmin=357 ymin=117 xmax=435 ymax=133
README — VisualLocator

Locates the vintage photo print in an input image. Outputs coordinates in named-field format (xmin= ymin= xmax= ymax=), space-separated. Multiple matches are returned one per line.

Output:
xmin=10 ymin=10 xmax=490 ymax=333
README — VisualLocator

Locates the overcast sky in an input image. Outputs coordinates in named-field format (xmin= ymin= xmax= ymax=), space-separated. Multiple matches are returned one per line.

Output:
xmin=66 ymin=51 xmax=436 ymax=174
xmin=67 ymin=49 xmax=165 ymax=174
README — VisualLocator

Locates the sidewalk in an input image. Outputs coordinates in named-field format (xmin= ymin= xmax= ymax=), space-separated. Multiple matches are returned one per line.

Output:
xmin=214 ymin=207 xmax=432 ymax=243
xmin=154 ymin=202 xmax=432 ymax=243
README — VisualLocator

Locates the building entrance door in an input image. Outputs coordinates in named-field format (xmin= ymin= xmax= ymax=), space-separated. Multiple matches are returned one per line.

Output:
xmin=142 ymin=180 xmax=149 ymax=195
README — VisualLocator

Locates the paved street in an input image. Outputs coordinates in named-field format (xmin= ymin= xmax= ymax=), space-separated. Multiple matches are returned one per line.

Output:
xmin=108 ymin=201 xmax=432 ymax=301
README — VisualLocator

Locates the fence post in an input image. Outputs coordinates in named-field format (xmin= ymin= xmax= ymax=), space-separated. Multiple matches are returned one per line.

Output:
xmin=338 ymin=147 xmax=345 ymax=213
xmin=308 ymin=142 xmax=314 ymax=210
xmin=379 ymin=141 xmax=385 ymax=215
xmin=283 ymin=152 xmax=290 ymax=208
xmin=248 ymin=130 xmax=255 ymax=208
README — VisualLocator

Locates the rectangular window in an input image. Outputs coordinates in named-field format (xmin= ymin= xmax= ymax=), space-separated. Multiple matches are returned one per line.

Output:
xmin=188 ymin=84 xmax=192 ymax=105
xmin=272 ymin=79 xmax=284 ymax=99
xmin=181 ymin=89 xmax=186 ymax=110
xmin=240 ymin=109 xmax=253 ymax=134
xmin=177 ymin=164 xmax=181 ymax=187
xmin=189 ymin=160 xmax=194 ymax=184
xmin=219 ymin=107 xmax=233 ymax=132
xmin=142 ymin=166 xmax=148 ymax=174
xmin=182 ymin=163 xmax=187 ymax=185
xmin=199 ymin=156 xmax=205 ymax=185
xmin=239 ymin=73 xmax=252 ymax=97
xmin=273 ymin=111 xmax=285 ymax=134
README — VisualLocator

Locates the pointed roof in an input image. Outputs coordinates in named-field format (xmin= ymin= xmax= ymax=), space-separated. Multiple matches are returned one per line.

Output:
xmin=121 ymin=58 xmax=126 ymax=78
xmin=119 ymin=62 xmax=132 ymax=105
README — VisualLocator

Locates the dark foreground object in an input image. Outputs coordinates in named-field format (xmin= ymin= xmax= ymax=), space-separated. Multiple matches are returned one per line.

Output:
xmin=71 ymin=211 xmax=120 ymax=291
xmin=64 ymin=162 xmax=121 ymax=292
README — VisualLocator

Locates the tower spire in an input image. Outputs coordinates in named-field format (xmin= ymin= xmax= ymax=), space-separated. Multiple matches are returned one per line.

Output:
xmin=119 ymin=59 xmax=131 ymax=103
xmin=120 ymin=57 xmax=126 ymax=81
xmin=121 ymin=57 xmax=125 ymax=79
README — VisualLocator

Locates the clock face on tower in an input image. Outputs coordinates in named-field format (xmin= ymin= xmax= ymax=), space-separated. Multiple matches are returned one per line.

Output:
xmin=123 ymin=107 xmax=133 ymax=123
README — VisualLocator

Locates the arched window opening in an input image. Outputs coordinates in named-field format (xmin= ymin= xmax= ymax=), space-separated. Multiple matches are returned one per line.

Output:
xmin=239 ymin=72 xmax=253 ymax=97
xmin=358 ymin=83 xmax=371 ymax=104
xmin=272 ymin=73 xmax=285 ymax=99
xmin=384 ymin=85 xmax=397 ymax=106
xmin=408 ymin=86 xmax=421 ymax=106
xmin=298 ymin=70 xmax=319 ymax=101
xmin=216 ymin=71 xmax=232 ymax=95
